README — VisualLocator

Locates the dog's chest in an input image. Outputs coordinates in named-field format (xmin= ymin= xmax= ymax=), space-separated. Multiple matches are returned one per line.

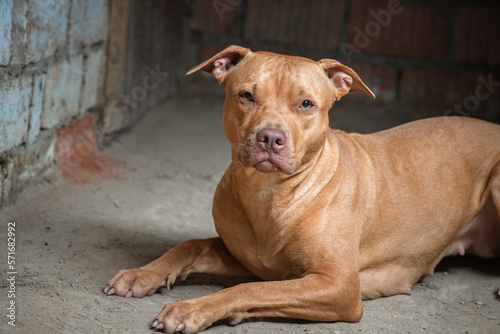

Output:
xmin=218 ymin=205 xmax=295 ymax=280
xmin=223 ymin=222 xmax=293 ymax=280
xmin=214 ymin=168 xmax=310 ymax=280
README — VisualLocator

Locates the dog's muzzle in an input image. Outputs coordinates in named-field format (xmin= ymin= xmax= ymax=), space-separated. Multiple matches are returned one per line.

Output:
xmin=238 ymin=128 xmax=296 ymax=174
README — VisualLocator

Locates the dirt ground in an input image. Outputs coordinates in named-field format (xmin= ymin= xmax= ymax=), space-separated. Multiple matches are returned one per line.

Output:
xmin=1 ymin=94 xmax=499 ymax=334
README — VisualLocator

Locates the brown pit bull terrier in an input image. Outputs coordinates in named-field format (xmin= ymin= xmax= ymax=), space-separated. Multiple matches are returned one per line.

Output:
xmin=104 ymin=45 xmax=500 ymax=333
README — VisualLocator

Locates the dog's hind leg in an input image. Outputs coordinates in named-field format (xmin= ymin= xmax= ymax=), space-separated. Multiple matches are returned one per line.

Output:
xmin=463 ymin=161 xmax=500 ymax=297
xmin=491 ymin=163 xmax=500 ymax=297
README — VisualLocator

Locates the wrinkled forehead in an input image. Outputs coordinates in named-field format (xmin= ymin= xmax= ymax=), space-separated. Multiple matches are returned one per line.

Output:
xmin=225 ymin=52 xmax=332 ymax=97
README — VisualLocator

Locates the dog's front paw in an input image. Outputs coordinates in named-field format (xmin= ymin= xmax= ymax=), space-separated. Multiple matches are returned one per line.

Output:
xmin=152 ymin=300 xmax=215 ymax=334
xmin=496 ymin=285 xmax=500 ymax=298
xmin=104 ymin=268 xmax=167 ymax=298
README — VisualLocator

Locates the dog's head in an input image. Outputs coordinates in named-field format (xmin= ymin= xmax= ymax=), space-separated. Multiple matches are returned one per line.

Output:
xmin=186 ymin=45 xmax=374 ymax=175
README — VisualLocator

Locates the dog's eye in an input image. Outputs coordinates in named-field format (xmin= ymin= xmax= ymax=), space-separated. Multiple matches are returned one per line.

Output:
xmin=240 ymin=92 xmax=254 ymax=102
xmin=300 ymin=100 xmax=313 ymax=110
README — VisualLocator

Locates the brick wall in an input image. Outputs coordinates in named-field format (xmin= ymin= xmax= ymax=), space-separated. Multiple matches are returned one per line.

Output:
xmin=183 ymin=0 xmax=500 ymax=122
xmin=0 ymin=0 xmax=182 ymax=207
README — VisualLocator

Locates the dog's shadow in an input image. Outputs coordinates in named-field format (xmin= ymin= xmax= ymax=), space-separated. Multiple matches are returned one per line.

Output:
xmin=434 ymin=254 xmax=500 ymax=277
xmin=96 ymin=219 xmax=254 ymax=288
xmin=98 ymin=218 xmax=500 ymax=290
xmin=420 ymin=254 xmax=500 ymax=300
xmin=98 ymin=222 xmax=500 ymax=332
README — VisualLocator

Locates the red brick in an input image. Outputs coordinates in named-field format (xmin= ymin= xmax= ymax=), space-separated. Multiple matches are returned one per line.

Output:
xmin=350 ymin=63 xmax=397 ymax=100
xmin=400 ymin=69 xmax=461 ymax=110
xmin=191 ymin=0 xmax=236 ymax=34
xmin=400 ymin=69 xmax=500 ymax=120
xmin=245 ymin=0 xmax=345 ymax=48
xmin=348 ymin=0 xmax=448 ymax=59
xmin=475 ymin=73 xmax=500 ymax=120
xmin=454 ymin=6 xmax=500 ymax=65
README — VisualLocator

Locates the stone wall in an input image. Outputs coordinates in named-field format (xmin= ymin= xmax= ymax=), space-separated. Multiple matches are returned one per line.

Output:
xmin=0 ymin=0 xmax=109 ymax=207
xmin=0 ymin=0 xmax=183 ymax=207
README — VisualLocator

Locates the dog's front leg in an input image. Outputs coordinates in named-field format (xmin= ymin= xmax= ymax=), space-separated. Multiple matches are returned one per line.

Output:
xmin=152 ymin=272 xmax=363 ymax=333
xmin=104 ymin=237 xmax=252 ymax=298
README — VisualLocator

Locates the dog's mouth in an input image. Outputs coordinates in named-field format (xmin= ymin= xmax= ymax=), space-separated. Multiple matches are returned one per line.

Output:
xmin=239 ymin=151 xmax=295 ymax=175
xmin=254 ymin=159 xmax=281 ymax=173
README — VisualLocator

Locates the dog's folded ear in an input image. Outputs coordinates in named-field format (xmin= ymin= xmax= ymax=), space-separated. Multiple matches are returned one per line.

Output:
xmin=185 ymin=45 xmax=251 ymax=84
xmin=318 ymin=59 xmax=376 ymax=100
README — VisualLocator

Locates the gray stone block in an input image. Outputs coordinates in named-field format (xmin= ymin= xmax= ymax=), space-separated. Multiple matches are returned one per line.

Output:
xmin=81 ymin=48 xmax=105 ymax=111
xmin=41 ymin=55 xmax=84 ymax=128
xmin=0 ymin=0 xmax=13 ymax=65
xmin=25 ymin=0 xmax=69 ymax=64
xmin=10 ymin=0 xmax=27 ymax=65
xmin=0 ymin=75 xmax=32 ymax=152
xmin=28 ymin=73 xmax=46 ymax=145
xmin=69 ymin=0 xmax=109 ymax=48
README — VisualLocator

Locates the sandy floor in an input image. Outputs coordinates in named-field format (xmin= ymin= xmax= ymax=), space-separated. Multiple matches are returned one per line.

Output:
xmin=1 ymin=94 xmax=499 ymax=334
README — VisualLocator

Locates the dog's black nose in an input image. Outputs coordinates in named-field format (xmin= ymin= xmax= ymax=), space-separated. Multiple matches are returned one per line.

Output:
xmin=257 ymin=129 xmax=287 ymax=152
